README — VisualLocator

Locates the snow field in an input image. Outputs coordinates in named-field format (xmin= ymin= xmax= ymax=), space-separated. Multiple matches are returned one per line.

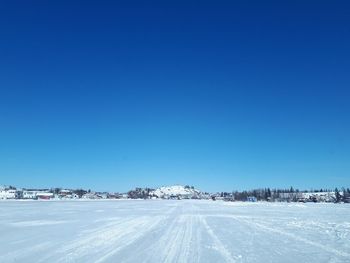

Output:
xmin=0 ymin=200 xmax=349 ymax=263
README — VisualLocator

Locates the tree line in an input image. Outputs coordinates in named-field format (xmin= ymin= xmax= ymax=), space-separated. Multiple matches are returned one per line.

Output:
xmin=221 ymin=187 xmax=350 ymax=202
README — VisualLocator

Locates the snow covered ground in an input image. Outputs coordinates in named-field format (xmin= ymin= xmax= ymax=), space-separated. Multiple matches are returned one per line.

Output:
xmin=0 ymin=200 xmax=349 ymax=263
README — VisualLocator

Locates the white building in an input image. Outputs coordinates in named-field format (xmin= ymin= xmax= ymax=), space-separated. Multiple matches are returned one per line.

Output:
xmin=22 ymin=190 xmax=40 ymax=199
xmin=0 ymin=188 xmax=19 ymax=199
xmin=82 ymin=192 xmax=101 ymax=199
xmin=22 ymin=189 xmax=52 ymax=199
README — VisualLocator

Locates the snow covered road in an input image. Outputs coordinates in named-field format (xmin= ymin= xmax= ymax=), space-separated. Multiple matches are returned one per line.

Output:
xmin=0 ymin=200 xmax=349 ymax=263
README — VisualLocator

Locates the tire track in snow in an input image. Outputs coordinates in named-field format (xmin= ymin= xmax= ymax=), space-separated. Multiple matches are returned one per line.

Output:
xmin=200 ymin=216 xmax=237 ymax=263
xmin=163 ymin=215 xmax=192 ymax=263
xmin=37 ymin=216 xmax=164 ymax=263
xmin=0 ymin=241 xmax=53 ymax=262
xmin=121 ymin=203 xmax=201 ymax=263
xmin=224 ymin=215 xmax=350 ymax=260
xmin=93 ymin=216 xmax=165 ymax=263
xmin=144 ymin=215 xmax=199 ymax=263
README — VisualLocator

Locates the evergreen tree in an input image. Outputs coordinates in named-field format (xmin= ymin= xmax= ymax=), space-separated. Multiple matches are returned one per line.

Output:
xmin=335 ymin=188 xmax=341 ymax=203
xmin=264 ymin=188 xmax=268 ymax=201
xmin=342 ymin=187 xmax=347 ymax=202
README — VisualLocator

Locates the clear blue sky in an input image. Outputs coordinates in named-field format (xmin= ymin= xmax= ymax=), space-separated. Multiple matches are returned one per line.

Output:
xmin=0 ymin=1 xmax=349 ymax=192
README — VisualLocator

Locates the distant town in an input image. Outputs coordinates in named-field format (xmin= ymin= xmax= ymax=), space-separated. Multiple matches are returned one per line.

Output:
xmin=1 ymin=184 xmax=349 ymax=203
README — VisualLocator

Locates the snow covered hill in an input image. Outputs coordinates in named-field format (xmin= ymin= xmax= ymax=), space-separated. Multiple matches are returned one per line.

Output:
xmin=151 ymin=185 xmax=201 ymax=199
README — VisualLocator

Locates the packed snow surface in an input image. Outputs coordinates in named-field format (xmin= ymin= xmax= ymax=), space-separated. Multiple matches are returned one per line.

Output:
xmin=0 ymin=200 xmax=349 ymax=263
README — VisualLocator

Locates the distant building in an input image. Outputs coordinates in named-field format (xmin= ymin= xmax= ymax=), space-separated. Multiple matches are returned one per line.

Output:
xmin=59 ymin=189 xmax=71 ymax=196
xmin=36 ymin=192 xmax=54 ymax=200
xmin=22 ymin=190 xmax=38 ymax=199
xmin=247 ymin=196 xmax=257 ymax=202
xmin=96 ymin=192 xmax=109 ymax=199
xmin=0 ymin=189 xmax=15 ymax=199
xmin=22 ymin=189 xmax=51 ymax=199
xmin=82 ymin=192 xmax=101 ymax=199
xmin=0 ymin=187 xmax=21 ymax=199
xmin=224 ymin=196 xmax=235 ymax=202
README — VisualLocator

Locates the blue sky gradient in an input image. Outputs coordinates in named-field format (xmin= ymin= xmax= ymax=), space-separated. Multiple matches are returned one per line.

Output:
xmin=0 ymin=1 xmax=349 ymax=192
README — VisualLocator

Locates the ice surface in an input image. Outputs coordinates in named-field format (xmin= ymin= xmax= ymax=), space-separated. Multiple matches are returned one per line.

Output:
xmin=0 ymin=200 xmax=349 ymax=263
